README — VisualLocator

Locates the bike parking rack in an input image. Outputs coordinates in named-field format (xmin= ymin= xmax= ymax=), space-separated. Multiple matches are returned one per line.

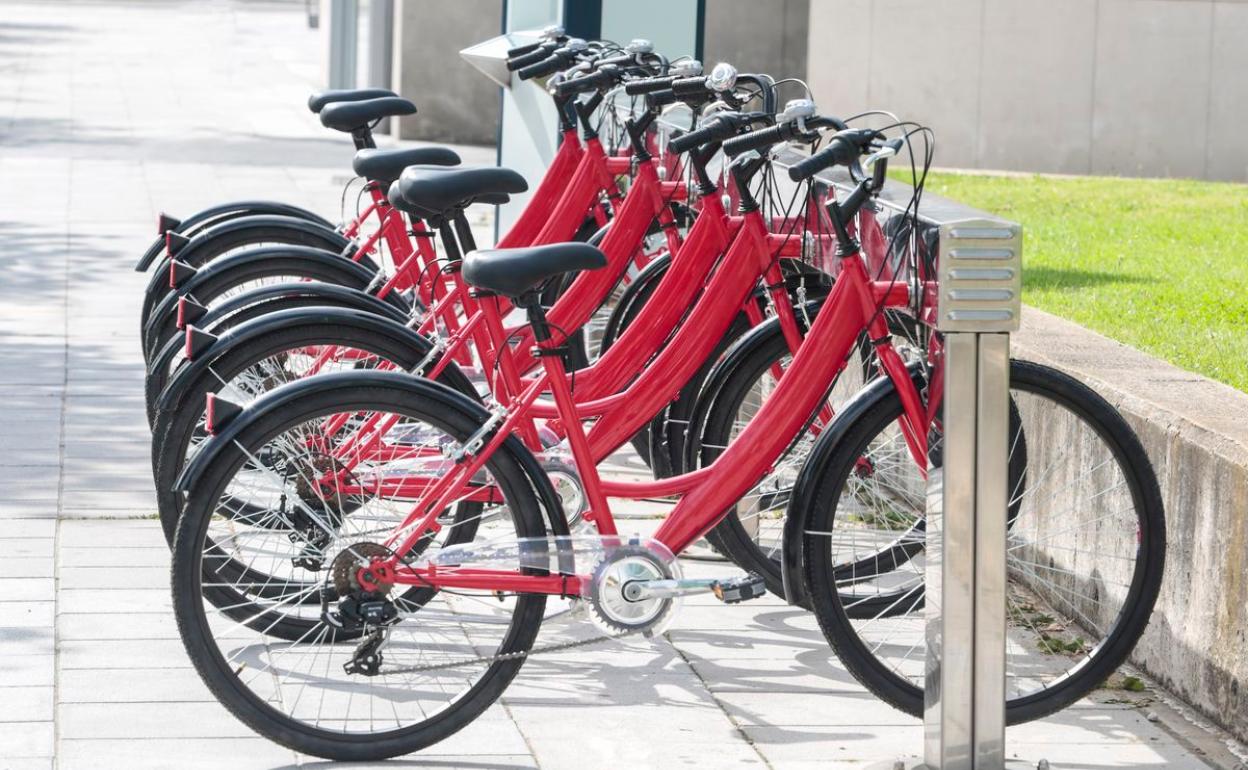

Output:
xmin=769 ymin=152 xmax=1040 ymax=770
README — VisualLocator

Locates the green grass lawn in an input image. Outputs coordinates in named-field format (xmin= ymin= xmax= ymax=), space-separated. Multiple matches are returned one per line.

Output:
xmin=915 ymin=171 xmax=1248 ymax=393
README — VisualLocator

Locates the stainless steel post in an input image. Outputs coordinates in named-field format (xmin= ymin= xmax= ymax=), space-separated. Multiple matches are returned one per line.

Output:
xmin=920 ymin=222 xmax=1025 ymax=770
xmin=864 ymin=217 xmax=1025 ymax=770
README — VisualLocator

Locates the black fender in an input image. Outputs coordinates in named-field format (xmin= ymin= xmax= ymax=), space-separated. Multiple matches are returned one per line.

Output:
xmin=135 ymin=201 xmax=335 ymax=271
xmin=681 ymin=296 xmax=829 ymax=473
xmin=156 ymin=305 xmax=468 ymax=412
xmin=187 ymin=280 xmax=409 ymax=333
xmin=144 ymin=244 xmax=398 ymax=340
xmin=141 ymin=214 xmax=352 ymax=307
xmin=582 ymin=220 xmax=611 ymax=246
xmin=174 ymin=370 xmax=570 ymax=538
xmin=779 ymin=361 xmax=926 ymax=608
xmin=145 ymin=283 xmax=411 ymax=392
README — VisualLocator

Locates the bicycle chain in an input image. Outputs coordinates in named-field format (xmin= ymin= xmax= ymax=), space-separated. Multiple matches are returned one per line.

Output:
xmin=378 ymin=621 xmax=645 ymax=676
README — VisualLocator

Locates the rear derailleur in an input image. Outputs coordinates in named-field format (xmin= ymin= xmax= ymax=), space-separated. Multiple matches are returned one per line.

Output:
xmin=320 ymin=542 xmax=401 ymax=676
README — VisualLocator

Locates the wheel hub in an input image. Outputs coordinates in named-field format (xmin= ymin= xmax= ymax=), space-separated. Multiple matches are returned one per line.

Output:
xmin=330 ymin=542 xmax=397 ymax=597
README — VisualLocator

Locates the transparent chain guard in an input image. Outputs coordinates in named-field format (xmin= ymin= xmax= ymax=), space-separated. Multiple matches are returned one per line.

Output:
xmin=429 ymin=535 xmax=683 ymax=638
xmin=429 ymin=534 xmax=679 ymax=587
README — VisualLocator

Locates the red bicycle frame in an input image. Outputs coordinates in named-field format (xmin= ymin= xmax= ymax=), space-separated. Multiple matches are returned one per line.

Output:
xmin=312 ymin=192 xmax=925 ymax=597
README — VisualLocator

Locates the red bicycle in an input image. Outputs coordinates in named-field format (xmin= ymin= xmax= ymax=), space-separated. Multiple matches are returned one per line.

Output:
xmin=147 ymin=66 xmax=835 ymax=561
xmin=161 ymin=48 xmax=1165 ymax=762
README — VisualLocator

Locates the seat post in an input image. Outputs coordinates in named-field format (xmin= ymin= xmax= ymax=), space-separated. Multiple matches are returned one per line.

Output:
xmin=517 ymin=294 xmax=615 ymax=533
xmin=451 ymin=211 xmax=478 ymax=255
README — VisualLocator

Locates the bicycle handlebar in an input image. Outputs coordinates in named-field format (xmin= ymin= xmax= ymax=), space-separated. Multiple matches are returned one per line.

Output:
xmin=517 ymin=52 xmax=568 ymax=80
xmin=721 ymin=115 xmax=848 ymax=157
xmin=551 ymin=65 xmax=619 ymax=97
xmin=670 ymin=76 xmax=712 ymax=100
xmin=722 ymin=123 xmax=790 ymax=156
xmin=787 ymin=129 xmax=891 ymax=182
xmin=507 ymin=43 xmax=559 ymax=71
xmin=668 ymin=114 xmax=743 ymax=154
xmin=625 ymin=75 xmax=677 ymax=95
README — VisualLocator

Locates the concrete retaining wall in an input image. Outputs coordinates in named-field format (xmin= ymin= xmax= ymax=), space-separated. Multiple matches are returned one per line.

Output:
xmin=1013 ymin=306 xmax=1248 ymax=742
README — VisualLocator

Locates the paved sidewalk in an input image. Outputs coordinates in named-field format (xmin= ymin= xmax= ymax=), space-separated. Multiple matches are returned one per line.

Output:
xmin=0 ymin=2 xmax=1232 ymax=768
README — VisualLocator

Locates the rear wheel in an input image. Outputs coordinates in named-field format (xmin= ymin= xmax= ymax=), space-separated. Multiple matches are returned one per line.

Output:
xmin=152 ymin=322 xmax=474 ymax=546
xmin=143 ymin=249 xmax=394 ymax=360
xmin=141 ymin=219 xmax=348 ymax=336
xmin=172 ymin=381 xmax=548 ymax=760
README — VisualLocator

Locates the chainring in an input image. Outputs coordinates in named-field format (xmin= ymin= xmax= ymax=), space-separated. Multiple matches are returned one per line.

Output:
xmin=586 ymin=545 xmax=677 ymax=635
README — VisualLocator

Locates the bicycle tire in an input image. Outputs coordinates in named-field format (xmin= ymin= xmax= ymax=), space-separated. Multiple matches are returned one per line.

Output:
xmin=140 ymin=216 xmax=350 ymax=336
xmin=800 ymin=359 xmax=1165 ymax=724
xmin=142 ymin=246 xmax=398 ymax=360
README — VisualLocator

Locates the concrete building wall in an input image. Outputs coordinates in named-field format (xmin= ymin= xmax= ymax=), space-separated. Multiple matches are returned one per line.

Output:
xmin=702 ymin=0 xmax=809 ymax=81
xmin=391 ymin=0 xmax=502 ymax=145
xmin=806 ymin=0 xmax=1248 ymax=181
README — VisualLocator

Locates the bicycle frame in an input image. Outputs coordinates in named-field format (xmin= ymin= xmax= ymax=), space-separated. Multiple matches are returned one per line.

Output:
xmin=311 ymin=199 xmax=924 ymax=597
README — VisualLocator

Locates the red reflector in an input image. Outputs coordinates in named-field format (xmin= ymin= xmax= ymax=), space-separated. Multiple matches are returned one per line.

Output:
xmin=176 ymin=297 xmax=188 ymax=330
xmin=184 ymin=327 xmax=194 ymax=359
xmin=168 ymin=259 xmax=178 ymax=289
xmin=205 ymin=393 xmax=219 ymax=435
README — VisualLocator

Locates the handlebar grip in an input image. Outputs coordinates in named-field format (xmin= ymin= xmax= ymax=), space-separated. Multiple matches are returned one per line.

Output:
xmin=507 ymin=44 xmax=556 ymax=71
xmin=507 ymin=41 xmax=543 ymax=58
xmin=668 ymin=117 xmax=736 ymax=154
xmin=722 ymin=123 xmax=790 ymax=157
xmin=552 ymin=68 xmax=614 ymax=97
xmin=670 ymin=76 xmax=711 ymax=100
xmin=625 ymin=75 xmax=677 ymax=95
xmin=595 ymin=53 xmax=636 ymax=69
xmin=650 ymin=89 xmax=677 ymax=107
xmin=517 ymin=54 xmax=566 ymax=81
xmin=787 ymin=136 xmax=858 ymax=181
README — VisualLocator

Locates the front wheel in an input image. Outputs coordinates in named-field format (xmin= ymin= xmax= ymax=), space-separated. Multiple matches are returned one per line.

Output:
xmin=799 ymin=359 xmax=1165 ymax=724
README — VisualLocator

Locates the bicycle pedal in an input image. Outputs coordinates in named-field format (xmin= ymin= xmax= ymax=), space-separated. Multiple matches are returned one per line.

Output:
xmin=711 ymin=574 xmax=767 ymax=604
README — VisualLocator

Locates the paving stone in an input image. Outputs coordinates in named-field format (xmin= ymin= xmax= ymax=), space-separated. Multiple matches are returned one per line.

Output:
xmin=0 ymin=578 xmax=55 ymax=602
xmin=0 ymin=520 xmax=55 ymax=539
xmin=0 ymin=721 xmax=53 ymax=759
xmin=0 ymin=602 xmax=54 ymax=628
xmin=56 ymin=546 xmax=166 ymax=569
xmin=0 ymin=686 xmax=54 ymax=722
xmin=58 ymin=566 xmax=166 ymax=590
xmin=57 ymin=612 xmax=179 ymax=642
xmin=58 ymin=702 xmax=256 ymax=740
xmin=57 ymin=588 xmax=170 ymax=616
xmin=0 ymin=656 xmax=54 ymax=688
xmin=58 ymin=639 xmax=190 ymax=671
xmin=58 ymin=667 xmax=214 ymax=704
xmin=57 ymin=519 xmax=165 ymax=548
xmin=56 ymin=738 xmax=295 ymax=770
xmin=0 ymin=540 xmax=53 ymax=559
xmin=0 ymin=558 xmax=54 ymax=579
